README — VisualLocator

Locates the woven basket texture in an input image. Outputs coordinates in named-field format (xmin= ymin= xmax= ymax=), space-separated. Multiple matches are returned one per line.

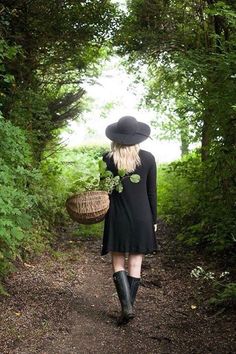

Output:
xmin=66 ymin=190 xmax=110 ymax=224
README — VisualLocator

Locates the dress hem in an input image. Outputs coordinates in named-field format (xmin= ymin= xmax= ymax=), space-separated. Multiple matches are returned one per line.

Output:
xmin=100 ymin=248 xmax=158 ymax=256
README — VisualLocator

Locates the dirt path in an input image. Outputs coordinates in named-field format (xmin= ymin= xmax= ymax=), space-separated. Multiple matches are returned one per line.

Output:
xmin=0 ymin=221 xmax=235 ymax=354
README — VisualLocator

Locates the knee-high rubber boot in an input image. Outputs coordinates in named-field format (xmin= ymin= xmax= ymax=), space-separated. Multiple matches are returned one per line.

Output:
xmin=127 ymin=275 xmax=141 ymax=306
xmin=113 ymin=270 xmax=134 ymax=325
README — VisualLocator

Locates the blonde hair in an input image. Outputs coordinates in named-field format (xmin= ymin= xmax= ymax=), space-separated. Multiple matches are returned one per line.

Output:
xmin=108 ymin=142 xmax=141 ymax=173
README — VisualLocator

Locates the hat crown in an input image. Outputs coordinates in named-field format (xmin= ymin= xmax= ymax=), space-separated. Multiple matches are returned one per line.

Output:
xmin=117 ymin=116 xmax=137 ymax=134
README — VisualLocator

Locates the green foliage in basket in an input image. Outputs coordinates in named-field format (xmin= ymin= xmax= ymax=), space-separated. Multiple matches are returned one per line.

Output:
xmin=98 ymin=160 xmax=140 ymax=194
xmin=58 ymin=146 xmax=140 ymax=196
xmin=58 ymin=145 xmax=108 ymax=196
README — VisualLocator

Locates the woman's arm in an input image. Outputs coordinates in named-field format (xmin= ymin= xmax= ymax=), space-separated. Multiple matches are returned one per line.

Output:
xmin=146 ymin=156 xmax=157 ymax=224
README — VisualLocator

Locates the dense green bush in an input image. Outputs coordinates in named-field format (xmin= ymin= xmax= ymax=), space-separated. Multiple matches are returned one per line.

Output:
xmin=0 ymin=116 xmax=75 ymax=286
xmin=40 ymin=144 xmax=109 ymax=198
xmin=158 ymin=150 xmax=236 ymax=257
xmin=157 ymin=154 xmax=200 ymax=224
xmin=0 ymin=115 xmax=40 ymax=278
xmin=0 ymin=122 xmax=109 ymax=290
xmin=158 ymin=149 xmax=236 ymax=305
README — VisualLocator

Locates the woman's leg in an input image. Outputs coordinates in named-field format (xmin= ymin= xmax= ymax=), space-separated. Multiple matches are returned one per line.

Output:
xmin=127 ymin=254 xmax=143 ymax=278
xmin=111 ymin=252 xmax=125 ymax=273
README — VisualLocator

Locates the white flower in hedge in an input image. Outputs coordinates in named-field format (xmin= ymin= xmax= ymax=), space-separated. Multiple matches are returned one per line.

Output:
xmin=219 ymin=271 xmax=230 ymax=278
xmin=190 ymin=266 xmax=205 ymax=279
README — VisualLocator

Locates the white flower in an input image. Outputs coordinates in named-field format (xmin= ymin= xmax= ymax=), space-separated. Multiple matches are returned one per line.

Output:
xmin=219 ymin=271 xmax=230 ymax=278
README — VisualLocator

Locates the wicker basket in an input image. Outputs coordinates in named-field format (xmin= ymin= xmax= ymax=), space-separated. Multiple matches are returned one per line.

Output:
xmin=66 ymin=190 xmax=110 ymax=224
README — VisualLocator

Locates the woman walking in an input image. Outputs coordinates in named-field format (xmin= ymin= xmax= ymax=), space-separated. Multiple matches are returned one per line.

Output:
xmin=101 ymin=115 xmax=158 ymax=325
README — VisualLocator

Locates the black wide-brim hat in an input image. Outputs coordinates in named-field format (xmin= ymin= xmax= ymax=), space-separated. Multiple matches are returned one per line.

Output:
xmin=105 ymin=116 xmax=151 ymax=146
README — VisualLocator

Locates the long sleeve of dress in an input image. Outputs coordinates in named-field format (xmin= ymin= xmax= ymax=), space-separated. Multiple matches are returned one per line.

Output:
xmin=147 ymin=157 xmax=157 ymax=224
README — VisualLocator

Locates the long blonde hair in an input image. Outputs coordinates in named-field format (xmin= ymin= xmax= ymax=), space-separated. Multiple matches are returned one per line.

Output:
xmin=108 ymin=142 xmax=141 ymax=173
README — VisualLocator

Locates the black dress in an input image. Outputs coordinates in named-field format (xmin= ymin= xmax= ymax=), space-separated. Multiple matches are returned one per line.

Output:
xmin=101 ymin=149 xmax=158 ymax=256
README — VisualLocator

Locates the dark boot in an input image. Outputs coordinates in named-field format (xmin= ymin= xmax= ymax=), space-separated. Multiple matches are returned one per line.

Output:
xmin=127 ymin=275 xmax=140 ymax=306
xmin=113 ymin=270 xmax=134 ymax=325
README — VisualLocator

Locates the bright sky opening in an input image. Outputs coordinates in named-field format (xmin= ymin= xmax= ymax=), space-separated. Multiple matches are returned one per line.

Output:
xmin=62 ymin=56 xmax=182 ymax=164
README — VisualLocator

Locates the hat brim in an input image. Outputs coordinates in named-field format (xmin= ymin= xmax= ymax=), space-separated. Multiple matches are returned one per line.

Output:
xmin=105 ymin=122 xmax=151 ymax=146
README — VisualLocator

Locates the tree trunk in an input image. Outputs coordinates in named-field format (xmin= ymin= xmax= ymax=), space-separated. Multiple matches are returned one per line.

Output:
xmin=180 ymin=129 xmax=189 ymax=157
xmin=201 ymin=113 xmax=211 ymax=161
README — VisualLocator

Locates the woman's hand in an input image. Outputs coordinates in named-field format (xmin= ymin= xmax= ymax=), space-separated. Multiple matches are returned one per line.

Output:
xmin=154 ymin=224 xmax=157 ymax=232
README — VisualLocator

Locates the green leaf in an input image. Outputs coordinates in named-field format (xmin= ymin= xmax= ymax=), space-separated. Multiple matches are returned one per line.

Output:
xmin=116 ymin=183 xmax=123 ymax=193
xmin=11 ymin=227 xmax=24 ymax=241
xmin=98 ymin=160 xmax=107 ymax=174
xmin=130 ymin=174 xmax=141 ymax=183
xmin=113 ymin=175 xmax=120 ymax=185
xmin=118 ymin=169 xmax=126 ymax=177
xmin=104 ymin=170 xmax=113 ymax=178
xmin=3 ymin=74 xmax=15 ymax=83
